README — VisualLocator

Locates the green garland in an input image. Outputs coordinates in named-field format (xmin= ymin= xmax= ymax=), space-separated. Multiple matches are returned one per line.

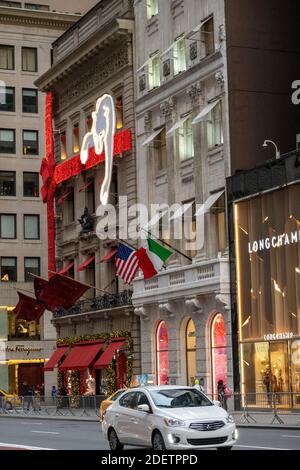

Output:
xmin=57 ymin=331 xmax=133 ymax=396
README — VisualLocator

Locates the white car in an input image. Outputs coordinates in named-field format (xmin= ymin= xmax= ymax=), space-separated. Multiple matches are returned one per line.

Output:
xmin=102 ymin=385 xmax=238 ymax=451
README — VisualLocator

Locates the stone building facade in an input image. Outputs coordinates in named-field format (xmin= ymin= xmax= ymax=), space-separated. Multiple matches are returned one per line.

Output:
xmin=36 ymin=0 xmax=141 ymax=396
xmin=132 ymin=0 xmax=232 ymax=396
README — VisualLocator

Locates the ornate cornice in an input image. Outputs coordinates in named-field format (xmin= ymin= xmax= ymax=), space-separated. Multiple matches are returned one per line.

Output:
xmin=0 ymin=12 xmax=77 ymax=30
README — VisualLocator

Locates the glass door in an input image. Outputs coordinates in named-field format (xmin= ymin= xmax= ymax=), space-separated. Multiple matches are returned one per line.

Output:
xmin=269 ymin=342 xmax=289 ymax=407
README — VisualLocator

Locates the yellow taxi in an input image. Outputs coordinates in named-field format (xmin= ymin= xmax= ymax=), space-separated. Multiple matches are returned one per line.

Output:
xmin=99 ymin=389 xmax=126 ymax=421
xmin=0 ymin=388 xmax=21 ymax=410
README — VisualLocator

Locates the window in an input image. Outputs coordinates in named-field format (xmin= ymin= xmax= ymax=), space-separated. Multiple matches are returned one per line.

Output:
xmin=86 ymin=179 xmax=95 ymax=214
xmin=24 ymin=3 xmax=50 ymax=10
xmin=0 ymin=129 xmax=15 ymax=154
xmin=0 ymin=214 xmax=16 ymax=239
xmin=154 ymin=128 xmax=167 ymax=171
xmin=72 ymin=123 xmax=79 ymax=153
xmin=186 ymin=319 xmax=197 ymax=386
xmin=178 ymin=117 xmax=194 ymax=160
xmin=22 ymin=47 xmax=37 ymax=72
xmin=23 ymin=130 xmax=39 ymax=155
xmin=202 ymin=17 xmax=215 ymax=56
xmin=183 ymin=200 xmax=197 ymax=257
xmin=0 ymin=1 xmax=21 ymax=7
xmin=174 ymin=38 xmax=186 ymax=75
xmin=22 ymin=89 xmax=38 ymax=113
xmin=24 ymin=214 xmax=40 ymax=240
xmin=211 ymin=313 xmax=227 ymax=400
xmin=116 ymin=96 xmax=123 ymax=130
xmin=120 ymin=392 xmax=138 ymax=409
xmin=86 ymin=257 xmax=95 ymax=298
xmin=0 ymin=87 xmax=15 ymax=112
xmin=0 ymin=171 xmax=15 ymax=196
xmin=207 ymin=101 xmax=223 ymax=149
xmin=0 ymin=45 xmax=14 ymax=70
xmin=1 ymin=257 xmax=17 ymax=282
xmin=23 ymin=172 xmax=39 ymax=197
xmin=8 ymin=313 xmax=40 ymax=340
xmin=63 ymin=189 xmax=74 ymax=225
xmin=146 ymin=0 xmax=158 ymax=19
xmin=148 ymin=54 xmax=160 ymax=90
xmin=60 ymin=130 xmax=67 ymax=160
xmin=212 ymin=193 xmax=227 ymax=254
xmin=156 ymin=321 xmax=169 ymax=385
xmin=24 ymin=257 xmax=40 ymax=281
xmin=86 ymin=115 xmax=93 ymax=132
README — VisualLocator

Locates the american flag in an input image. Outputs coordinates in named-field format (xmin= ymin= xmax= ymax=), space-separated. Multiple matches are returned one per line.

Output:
xmin=115 ymin=243 xmax=139 ymax=285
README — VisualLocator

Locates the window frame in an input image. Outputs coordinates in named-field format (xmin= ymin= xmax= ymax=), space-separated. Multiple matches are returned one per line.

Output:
xmin=0 ymin=170 xmax=16 ymax=196
xmin=22 ymin=47 xmax=38 ymax=73
xmin=23 ymin=171 xmax=39 ymax=198
xmin=207 ymin=101 xmax=223 ymax=149
xmin=0 ymin=256 xmax=17 ymax=282
xmin=148 ymin=54 xmax=161 ymax=90
xmin=146 ymin=0 xmax=158 ymax=20
xmin=24 ymin=257 xmax=40 ymax=282
xmin=0 ymin=44 xmax=15 ymax=70
xmin=22 ymin=88 xmax=38 ymax=114
xmin=0 ymin=213 xmax=16 ymax=239
xmin=0 ymin=128 xmax=16 ymax=154
xmin=0 ymin=86 xmax=15 ymax=112
xmin=23 ymin=214 xmax=40 ymax=240
xmin=178 ymin=116 xmax=194 ymax=161
xmin=23 ymin=129 xmax=39 ymax=156
xmin=173 ymin=37 xmax=187 ymax=75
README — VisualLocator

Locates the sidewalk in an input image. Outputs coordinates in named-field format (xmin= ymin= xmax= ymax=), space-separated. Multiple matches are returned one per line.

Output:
xmin=1 ymin=409 xmax=300 ymax=429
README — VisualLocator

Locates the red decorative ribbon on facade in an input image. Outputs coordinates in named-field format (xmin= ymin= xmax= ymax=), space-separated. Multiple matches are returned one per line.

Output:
xmin=40 ymin=93 xmax=132 ymax=276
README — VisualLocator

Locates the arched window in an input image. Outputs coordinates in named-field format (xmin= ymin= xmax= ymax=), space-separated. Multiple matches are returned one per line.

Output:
xmin=211 ymin=313 xmax=227 ymax=398
xmin=156 ymin=321 xmax=169 ymax=385
xmin=186 ymin=318 xmax=196 ymax=385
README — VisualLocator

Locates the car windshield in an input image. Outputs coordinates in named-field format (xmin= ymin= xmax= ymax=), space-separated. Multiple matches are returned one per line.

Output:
xmin=149 ymin=389 xmax=213 ymax=408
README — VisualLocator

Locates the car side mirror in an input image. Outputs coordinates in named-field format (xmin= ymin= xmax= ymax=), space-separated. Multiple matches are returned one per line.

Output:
xmin=213 ymin=400 xmax=221 ymax=407
xmin=137 ymin=404 xmax=150 ymax=413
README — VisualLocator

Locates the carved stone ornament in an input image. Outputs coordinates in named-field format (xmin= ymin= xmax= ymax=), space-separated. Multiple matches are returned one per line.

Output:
xmin=215 ymin=70 xmax=225 ymax=86
xmin=139 ymin=74 xmax=146 ymax=92
xmin=144 ymin=110 xmax=152 ymax=131
xmin=160 ymin=96 xmax=177 ymax=118
xmin=163 ymin=59 xmax=171 ymax=77
xmin=189 ymin=41 xmax=198 ymax=61
xmin=187 ymin=83 xmax=202 ymax=106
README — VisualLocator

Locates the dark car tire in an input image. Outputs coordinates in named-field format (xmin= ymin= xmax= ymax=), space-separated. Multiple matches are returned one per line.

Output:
xmin=108 ymin=428 xmax=124 ymax=451
xmin=217 ymin=446 xmax=233 ymax=451
xmin=5 ymin=401 xmax=12 ymax=411
xmin=152 ymin=431 xmax=166 ymax=451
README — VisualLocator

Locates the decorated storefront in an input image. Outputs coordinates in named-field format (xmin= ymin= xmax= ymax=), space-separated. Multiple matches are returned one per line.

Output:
xmin=228 ymin=154 xmax=300 ymax=408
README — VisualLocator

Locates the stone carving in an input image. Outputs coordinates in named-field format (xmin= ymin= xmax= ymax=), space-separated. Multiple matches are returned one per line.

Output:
xmin=59 ymin=45 xmax=129 ymax=108
xmin=215 ymin=70 xmax=225 ymax=86
xmin=139 ymin=74 xmax=146 ymax=92
xmin=189 ymin=41 xmax=198 ymax=61
xmin=144 ymin=110 xmax=152 ymax=131
xmin=160 ymin=96 xmax=176 ymax=118
xmin=163 ymin=59 xmax=171 ymax=77
xmin=185 ymin=297 xmax=203 ymax=313
xmin=187 ymin=83 xmax=202 ymax=106
xmin=78 ymin=207 xmax=94 ymax=235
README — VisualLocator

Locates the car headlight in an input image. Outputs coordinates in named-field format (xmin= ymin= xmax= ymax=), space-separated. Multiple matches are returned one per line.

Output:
xmin=164 ymin=417 xmax=186 ymax=427
xmin=226 ymin=414 xmax=235 ymax=423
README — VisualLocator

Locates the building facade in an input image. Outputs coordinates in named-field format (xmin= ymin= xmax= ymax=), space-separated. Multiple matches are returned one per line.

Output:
xmin=227 ymin=151 xmax=300 ymax=409
xmin=0 ymin=1 xmax=95 ymax=396
xmin=132 ymin=0 xmax=232 ymax=396
xmin=36 ymin=0 xmax=141 ymax=397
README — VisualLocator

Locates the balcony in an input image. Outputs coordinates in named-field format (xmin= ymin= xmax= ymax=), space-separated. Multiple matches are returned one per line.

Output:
xmin=132 ymin=257 xmax=230 ymax=306
xmin=53 ymin=290 xmax=133 ymax=319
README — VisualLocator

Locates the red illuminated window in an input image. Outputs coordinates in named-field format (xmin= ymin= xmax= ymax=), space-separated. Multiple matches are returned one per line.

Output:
xmin=156 ymin=321 xmax=169 ymax=385
xmin=211 ymin=313 xmax=227 ymax=399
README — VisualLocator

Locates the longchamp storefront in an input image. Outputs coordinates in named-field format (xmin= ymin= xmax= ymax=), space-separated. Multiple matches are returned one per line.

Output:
xmin=228 ymin=153 xmax=300 ymax=409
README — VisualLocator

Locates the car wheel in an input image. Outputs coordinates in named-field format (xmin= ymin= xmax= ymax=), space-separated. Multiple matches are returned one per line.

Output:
xmin=217 ymin=446 xmax=232 ymax=451
xmin=108 ymin=428 xmax=124 ymax=451
xmin=4 ymin=401 xmax=12 ymax=411
xmin=152 ymin=431 xmax=166 ymax=451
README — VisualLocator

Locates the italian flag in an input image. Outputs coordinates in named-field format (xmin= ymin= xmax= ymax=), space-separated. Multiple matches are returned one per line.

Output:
xmin=136 ymin=238 xmax=173 ymax=280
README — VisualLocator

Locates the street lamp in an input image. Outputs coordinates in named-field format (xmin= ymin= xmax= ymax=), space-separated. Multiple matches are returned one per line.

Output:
xmin=263 ymin=140 xmax=280 ymax=159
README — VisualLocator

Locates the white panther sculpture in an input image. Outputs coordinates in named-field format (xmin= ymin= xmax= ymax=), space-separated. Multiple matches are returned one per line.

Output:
xmin=80 ymin=94 xmax=116 ymax=206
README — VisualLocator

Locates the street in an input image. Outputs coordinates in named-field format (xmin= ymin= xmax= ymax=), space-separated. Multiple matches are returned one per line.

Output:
xmin=0 ymin=418 xmax=299 ymax=450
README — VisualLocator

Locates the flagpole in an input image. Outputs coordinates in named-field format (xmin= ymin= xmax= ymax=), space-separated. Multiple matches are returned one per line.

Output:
xmin=116 ymin=238 xmax=137 ymax=252
xmin=141 ymin=228 xmax=193 ymax=262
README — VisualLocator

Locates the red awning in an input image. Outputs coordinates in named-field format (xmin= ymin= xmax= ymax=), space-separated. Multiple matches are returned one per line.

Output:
xmin=77 ymin=255 xmax=95 ymax=272
xmin=58 ymin=262 xmax=74 ymax=276
xmin=94 ymin=339 xmax=126 ymax=370
xmin=98 ymin=248 xmax=118 ymax=264
xmin=59 ymin=341 xmax=104 ymax=371
xmin=44 ymin=346 xmax=68 ymax=372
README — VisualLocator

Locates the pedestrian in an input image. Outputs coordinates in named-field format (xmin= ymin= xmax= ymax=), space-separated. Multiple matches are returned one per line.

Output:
xmin=21 ymin=381 xmax=29 ymax=410
xmin=51 ymin=385 xmax=58 ymax=403
xmin=217 ymin=379 xmax=227 ymax=411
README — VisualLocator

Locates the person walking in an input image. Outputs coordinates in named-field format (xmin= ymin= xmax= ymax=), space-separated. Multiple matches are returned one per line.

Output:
xmin=21 ymin=381 xmax=29 ymax=411
xmin=217 ymin=379 xmax=227 ymax=411
xmin=51 ymin=386 xmax=58 ymax=403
